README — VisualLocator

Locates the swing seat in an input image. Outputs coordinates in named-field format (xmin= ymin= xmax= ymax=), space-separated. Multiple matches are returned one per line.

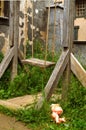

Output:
xmin=21 ymin=58 xmax=55 ymax=68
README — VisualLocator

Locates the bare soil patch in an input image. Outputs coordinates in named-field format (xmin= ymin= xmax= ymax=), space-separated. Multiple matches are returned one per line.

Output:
xmin=0 ymin=113 xmax=31 ymax=130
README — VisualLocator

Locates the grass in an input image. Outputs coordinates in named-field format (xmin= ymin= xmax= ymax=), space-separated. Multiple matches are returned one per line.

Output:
xmin=0 ymin=40 xmax=60 ymax=99
xmin=0 ymin=41 xmax=86 ymax=129
xmin=0 ymin=73 xmax=86 ymax=130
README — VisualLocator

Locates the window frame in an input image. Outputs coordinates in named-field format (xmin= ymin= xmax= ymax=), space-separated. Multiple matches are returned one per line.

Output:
xmin=0 ymin=1 xmax=9 ymax=26
xmin=75 ymin=0 xmax=86 ymax=18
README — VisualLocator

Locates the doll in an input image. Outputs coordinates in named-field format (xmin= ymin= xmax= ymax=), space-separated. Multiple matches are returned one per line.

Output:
xmin=51 ymin=104 xmax=66 ymax=124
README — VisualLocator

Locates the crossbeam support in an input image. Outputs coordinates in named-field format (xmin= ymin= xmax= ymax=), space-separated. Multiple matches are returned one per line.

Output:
xmin=35 ymin=49 xmax=69 ymax=109
xmin=71 ymin=53 xmax=86 ymax=87
xmin=0 ymin=47 xmax=14 ymax=78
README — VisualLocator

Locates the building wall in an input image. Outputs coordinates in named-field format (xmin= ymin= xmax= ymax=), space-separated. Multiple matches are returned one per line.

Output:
xmin=0 ymin=25 xmax=9 ymax=54
xmin=74 ymin=18 xmax=86 ymax=41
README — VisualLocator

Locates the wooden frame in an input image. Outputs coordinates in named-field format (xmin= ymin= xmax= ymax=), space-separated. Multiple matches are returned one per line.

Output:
xmin=75 ymin=0 xmax=86 ymax=18
xmin=0 ymin=0 xmax=85 ymax=111
xmin=35 ymin=0 xmax=75 ymax=109
xmin=0 ymin=0 xmax=19 ymax=80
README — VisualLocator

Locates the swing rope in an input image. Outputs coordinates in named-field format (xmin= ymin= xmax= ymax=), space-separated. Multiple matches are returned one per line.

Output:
xmin=24 ymin=0 xmax=28 ymax=59
xmin=44 ymin=0 xmax=51 ymax=65
xmin=52 ymin=0 xmax=57 ymax=58
xmin=22 ymin=0 xmax=55 ymax=67
xmin=32 ymin=0 xmax=34 ymax=58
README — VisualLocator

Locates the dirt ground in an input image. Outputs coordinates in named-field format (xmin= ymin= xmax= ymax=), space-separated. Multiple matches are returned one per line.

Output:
xmin=0 ymin=113 xmax=31 ymax=130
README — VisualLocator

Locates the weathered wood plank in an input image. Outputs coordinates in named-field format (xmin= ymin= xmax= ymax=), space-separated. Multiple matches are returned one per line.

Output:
xmin=11 ymin=1 xmax=19 ymax=80
xmin=9 ymin=1 xmax=14 ymax=47
xmin=71 ymin=53 xmax=86 ymax=87
xmin=62 ymin=0 xmax=75 ymax=101
xmin=0 ymin=47 xmax=14 ymax=78
xmin=35 ymin=49 xmax=69 ymax=109
xmin=62 ymin=0 xmax=74 ymax=48
xmin=0 ymin=100 xmax=23 ymax=110
xmin=22 ymin=58 xmax=55 ymax=68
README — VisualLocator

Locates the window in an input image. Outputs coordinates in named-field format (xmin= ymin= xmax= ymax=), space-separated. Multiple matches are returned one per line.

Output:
xmin=0 ymin=1 xmax=9 ymax=25
xmin=0 ymin=1 xmax=4 ymax=16
xmin=75 ymin=0 xmax=86 ymax=18
xmin=0 ymin=0 xmax=9 ymax=18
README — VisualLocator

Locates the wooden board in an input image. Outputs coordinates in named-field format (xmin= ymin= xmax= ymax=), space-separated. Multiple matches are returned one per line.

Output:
xmin=11 ymin=1 xmax=19 ymax=80
xmin=21 ymin=58 xmax=55 ymax=68
xmin=71 ymin=53 xmax=86 ymax=87
xmin=0 ymin=47 xmax=14 ymax=78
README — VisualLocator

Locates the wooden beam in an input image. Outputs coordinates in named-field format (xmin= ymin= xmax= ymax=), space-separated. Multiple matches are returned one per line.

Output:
xmin=62 ymin=0 xmax=75 ymax=101
xmin=35 ymin=49 xmax=69 ymax=109
xmin=9 ymin=1 xmax=14 ymax=47
xmin=11 ymin=1 xmax=20 ymax=80
xmin=71 ymin=53 xmax=86 ymax=87
xmin=62 ymin=0 xmax=74 ymax=48
xmin=21 ymin=58 xmax=55 ymax=68
xmin=0 ymin=47 xmax=14 ymax=78
xmin=0 ymin=100 xmax=23 ymax=110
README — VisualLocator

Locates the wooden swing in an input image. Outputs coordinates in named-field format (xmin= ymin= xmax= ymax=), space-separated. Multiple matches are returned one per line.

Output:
xmin=22 ymin=0 xmax=55 ymax=68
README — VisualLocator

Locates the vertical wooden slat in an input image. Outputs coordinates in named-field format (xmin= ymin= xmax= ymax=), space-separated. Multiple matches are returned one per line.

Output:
xmin=11 ymin=1 xmax=20 ymax=80
xmin=62 ymin=0 xmax=75 ymax=101
xmin=1 ymin=1 xmax=4 ymax=16
xmin=9 ymin=1 xmax=14 ymax=47
xmin=24 ymin=0 xmax=28 ymax=58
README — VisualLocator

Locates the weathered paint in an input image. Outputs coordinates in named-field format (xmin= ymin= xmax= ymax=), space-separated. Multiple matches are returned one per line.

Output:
xmin=48 ymin=5 xmax=63 ymax=52
xmin=74 ymin=18 xmax=86 ymax=41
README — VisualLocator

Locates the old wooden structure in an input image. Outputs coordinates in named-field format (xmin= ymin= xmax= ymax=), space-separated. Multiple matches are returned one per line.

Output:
xmin=35 ymin=0 xmax=86 ymax=109
xmin=0 ymin=1 xmax=19 ymax=80
xmin=0 ymin=0 xmax=86 ymax=110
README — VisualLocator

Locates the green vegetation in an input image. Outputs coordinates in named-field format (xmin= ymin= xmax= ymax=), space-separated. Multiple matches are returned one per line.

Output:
xmin=0 ymin=40 xmax=59 ymax=99
xmin=0 ymin=41 xmax=86 ymax=130
xmin=0 ymin=51 xmax=4 ymax=63
xmin=0 ymin=74 xmax=86 ymax=130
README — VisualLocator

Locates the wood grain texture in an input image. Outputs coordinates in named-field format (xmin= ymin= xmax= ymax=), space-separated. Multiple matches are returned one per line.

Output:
xmin=0 ymin=47 xmax=14 ymax=78
xmin=71 ymin=53 xmax=86 ymax=87
xmin=22 ymin=58 xmax=55 ymax=68
xmin=11 ymin=1 xmax=19 ymax=80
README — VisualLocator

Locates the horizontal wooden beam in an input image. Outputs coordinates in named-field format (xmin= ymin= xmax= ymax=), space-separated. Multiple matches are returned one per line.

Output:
xmin=0 ymin=47 xmax=14 ymax=78
xmin=71 ymin=53 xmax=86 ymax=87
xmin=22 ymin=58 xmax=55 ymax=68
xmin=35 ymin=49 xmax=69 ymax=109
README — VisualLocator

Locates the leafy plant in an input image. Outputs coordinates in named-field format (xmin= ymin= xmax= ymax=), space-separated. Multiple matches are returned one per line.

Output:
xmin=0 ymin=51 xmax=4 ymax=63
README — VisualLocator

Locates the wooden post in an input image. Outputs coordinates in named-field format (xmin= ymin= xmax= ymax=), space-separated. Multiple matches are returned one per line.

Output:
xmin=9 ymin=1 xmax=14 ymax=47
xmin=24 ymin=0 xmax=28 ymax=58
xmin=11 ymin=1 xmax=20 ymax=80
xmin=62 ymin=0 xmax=75 ymax=100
